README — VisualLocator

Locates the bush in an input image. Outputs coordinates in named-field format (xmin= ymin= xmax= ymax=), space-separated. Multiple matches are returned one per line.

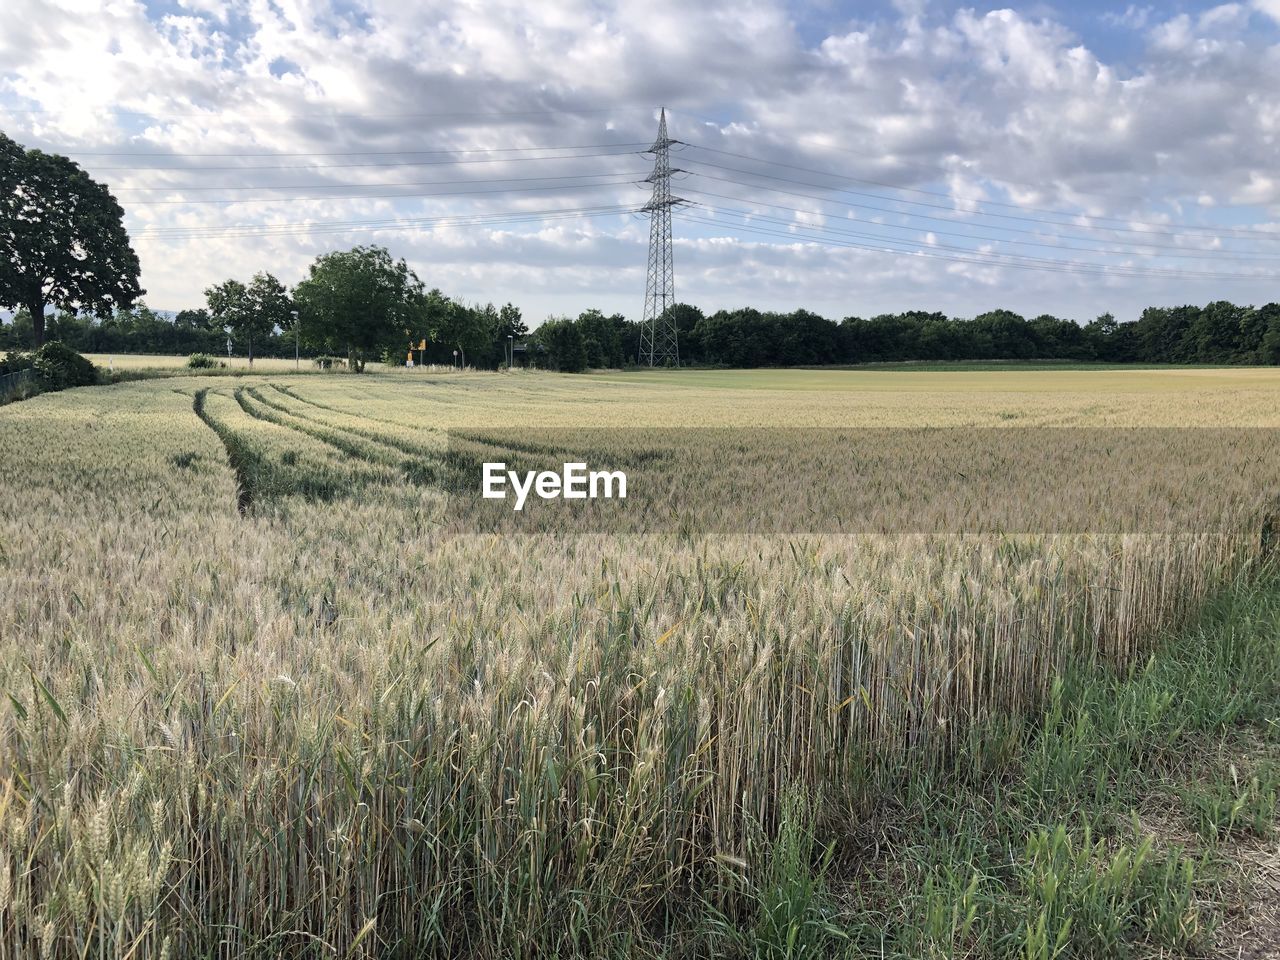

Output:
xmin=313 ymin=355 xmax=346 ymax=370
xmin=32 ymin=341 xmax=97 ymax=390
xmin=0 ymin=351 xmax=33 ymax=377
xmin=187 ymin=353 xmax=225 ymax=369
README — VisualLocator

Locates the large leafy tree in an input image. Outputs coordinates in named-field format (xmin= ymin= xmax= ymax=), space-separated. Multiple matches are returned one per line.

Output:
xmin=204 ymin=272 xmax=292 ymax=365
xmin=294 ymin=246 xmax=423 ymax=371
xmin=0 ymin=132 xmax=143 ymax=347
xmin=531 ymin=316 xmax=588 ymax=372
xmin=203 ymin=279 xmax=251 ymax=360
xmin=246 ymin=271 xmax=294 ymax=362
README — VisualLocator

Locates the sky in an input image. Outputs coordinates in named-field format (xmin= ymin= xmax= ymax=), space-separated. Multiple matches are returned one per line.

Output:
xmin=2 ymin=0 xmax=1279 ymax=326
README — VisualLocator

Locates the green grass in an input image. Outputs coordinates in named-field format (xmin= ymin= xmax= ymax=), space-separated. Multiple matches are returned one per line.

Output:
xmin=726 ymin=567 xmax=1280 ymax=959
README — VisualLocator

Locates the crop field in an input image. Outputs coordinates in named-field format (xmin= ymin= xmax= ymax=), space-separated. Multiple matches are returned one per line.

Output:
xmin=82 ymin=354 xmax=392 ymax=373
xmin=2 ymin=367 xmax=1280 ymax=959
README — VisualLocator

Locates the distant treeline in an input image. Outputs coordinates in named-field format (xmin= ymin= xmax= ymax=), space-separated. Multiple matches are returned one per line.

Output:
xmin=532 ymin=301 xmax=1280 ymax=370
xmin=5 ymin=299 xmax=1280 ymax=369
xmin=1 ymin=306 xmax=267 ymax=357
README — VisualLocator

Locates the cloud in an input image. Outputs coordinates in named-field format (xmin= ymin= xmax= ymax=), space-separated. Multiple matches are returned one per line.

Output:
xmin=0 ymin=0 xmax=1278 ymax=325
xmin=1103 ymin=6 xmax=1153 ymax=30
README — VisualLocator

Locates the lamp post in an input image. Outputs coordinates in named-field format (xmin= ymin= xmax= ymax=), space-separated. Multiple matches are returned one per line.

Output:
xmin=291 ymin=309 xmax=300 ymax=371
xmin=508 ymin=335 xmax=514 ymax=369
xmin=452 ymin=349 xmax=458 ymax=370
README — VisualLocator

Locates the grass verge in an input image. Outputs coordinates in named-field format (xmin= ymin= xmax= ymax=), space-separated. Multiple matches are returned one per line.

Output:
xmin=729 ymin=566 xmax=1280 ymax=960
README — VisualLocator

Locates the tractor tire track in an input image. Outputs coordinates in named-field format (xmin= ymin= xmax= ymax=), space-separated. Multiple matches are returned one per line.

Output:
xmin=193 ymin=388 xmax=255 ymax=513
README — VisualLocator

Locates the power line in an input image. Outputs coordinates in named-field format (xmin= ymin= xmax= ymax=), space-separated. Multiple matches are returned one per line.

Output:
xmin=664 ymin=108 xmax=1209 ymax=210
xmin=120 ymin=177 xmax=642 ymax=205
xmin=690 ymin=204 xmax=1279 ymax=276
xmin=683 ymin=212 xmax=1275 ymax=282
xmin=63 ymin=140 xmax=649 ymax=158
xmin=134 ymin=203 xmax=635 ymax=241
xmin=4 ymin=104 xmax=635 ymax=120
xmin=114 ymin=171 xmax=649 ymax=193
xmin=677 ymin=142 xmax=1264 ymax=236
xmin=681 ymin=188 xmax=1280 ymax=263
xmin=682 ymin=165 xmax=1280 ymax=247
xmin=87 ymin=146 xmax=645 ymax=172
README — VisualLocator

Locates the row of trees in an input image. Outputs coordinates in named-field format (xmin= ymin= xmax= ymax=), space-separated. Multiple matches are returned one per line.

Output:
xmin=1 ymin=246 xmax=532 ymax=370
xmin=7 ymin=294 xmax=1280 ymax=370
xmin=286 ymin=247 xmax=526 ymax=371
xmin=527 ymin=301 xmax=1280 ymax=370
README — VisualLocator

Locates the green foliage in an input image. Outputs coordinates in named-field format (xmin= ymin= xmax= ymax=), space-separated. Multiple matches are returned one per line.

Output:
xmin=0 ymin=350 xmax=33 ymax=376
xmin=186 ymin=353 xmax=224 ymax=369
xmin=748 ymin=794 xmax=845 ymax=959
xmin=205 ymin=272 xmax=291 ymax=364
xmin=533 ymin=316 xmax=590 ymax=371
xmin=31 ymin=341 xmax=96 ymax=389
xmin=0 ymin=349 xmax=39 ymax=404
xmin=294 ymin=245 xmax=424 ymax=371
xmin=862 ymin=575 xmax=1280 ymax=960
xmin=1015 ymin=822 xmax=1202 ymax=958
xmin=0 ymin=131 xmax=143 ymax=347
xmin=416 ymin=291 xmax=498 ymax=367
xmin=1180 ymin=762 xmax=1279 ymax=841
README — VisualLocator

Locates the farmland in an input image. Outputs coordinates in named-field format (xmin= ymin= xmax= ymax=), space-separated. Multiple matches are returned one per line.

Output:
xmin=81 ymin=353 xmax=391 ymax=374
xmin=1 ymin=367 xmax=1280 ymax=959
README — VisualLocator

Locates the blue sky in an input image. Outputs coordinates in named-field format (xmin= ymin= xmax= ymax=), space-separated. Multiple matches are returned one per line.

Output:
xmin=2 ymin=0 xmax=1278 ymax=325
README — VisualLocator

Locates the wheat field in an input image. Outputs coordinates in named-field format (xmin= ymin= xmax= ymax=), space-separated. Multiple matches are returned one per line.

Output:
xmin=1 ymin=367 xmax=1279 ymax=959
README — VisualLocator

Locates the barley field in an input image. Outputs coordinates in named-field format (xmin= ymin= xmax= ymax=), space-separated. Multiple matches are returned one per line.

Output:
xmin=1 ymin=367 xmax=1279 ymax=959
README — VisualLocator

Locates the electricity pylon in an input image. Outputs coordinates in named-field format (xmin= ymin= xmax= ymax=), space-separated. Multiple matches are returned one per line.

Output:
xmin=638 ymin=109 xmax=683 ymax=367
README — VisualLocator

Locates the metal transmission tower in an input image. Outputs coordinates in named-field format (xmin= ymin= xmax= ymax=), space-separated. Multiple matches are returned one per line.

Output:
xmin=638 ymin=109 xmax=683 ymax=366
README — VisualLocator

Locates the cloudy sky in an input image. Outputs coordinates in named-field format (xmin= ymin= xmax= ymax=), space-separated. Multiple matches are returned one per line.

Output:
xmin=2 ymin=0 xmax=1279 ymax=325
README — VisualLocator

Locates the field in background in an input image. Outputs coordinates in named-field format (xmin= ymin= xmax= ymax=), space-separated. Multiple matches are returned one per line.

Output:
xmin=1 ymin=367 xmax=1279 ymax=958
xmin=82 ymin=353 xmax=392 ymax=373
xmin=587 ymin=364 xmax=1280 ymax=393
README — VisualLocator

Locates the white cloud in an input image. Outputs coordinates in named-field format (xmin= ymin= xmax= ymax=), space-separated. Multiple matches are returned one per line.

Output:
xmin=1 ymin=0 xmax=1278 ymax=324
xmin=1253 ymin=0 xmax=1280 ymax=23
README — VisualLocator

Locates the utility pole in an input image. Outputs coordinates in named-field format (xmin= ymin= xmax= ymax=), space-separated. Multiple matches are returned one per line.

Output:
xmin=638 ymin=108 xmax=683 ymax=367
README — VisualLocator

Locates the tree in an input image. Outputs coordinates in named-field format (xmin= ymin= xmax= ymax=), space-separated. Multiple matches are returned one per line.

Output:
xmin=661 ymin=303 xmax=704 ymax=363
xmin=204 ymin=279 xmax=252 ymax=361
xmin=0 ymin=131 xmax=143 ymax=347
xmin=492 ymin=302 xmax=529 ymax=367
xmin=246 ymin=272 xmax=294 ymax=364
xmin=498 ymin=303 xmax=528 ymax=340
xmin=205 ymin=273 xmax=293 ymax=366
xmin=293 ymin=246 xmax=423 ymax=371
xmin=532 ymin=317 xmax=588 ymax=372
xmin=1257 ymin=304 xmax=1280 ymax=365
xmin=576 ymin=309 xmax=625 ymax=367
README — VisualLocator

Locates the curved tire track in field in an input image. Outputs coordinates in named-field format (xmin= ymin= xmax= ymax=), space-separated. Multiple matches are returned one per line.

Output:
xmin=193 ymin=388 xmax=254 ymax=513
xmin=234 ymin=386 xmax=444 ymax=487
xmin=265 ymin=384 xmax=444 ymax=456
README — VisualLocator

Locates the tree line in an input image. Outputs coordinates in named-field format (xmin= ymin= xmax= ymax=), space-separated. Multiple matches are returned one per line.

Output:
xmin=527 ymin=301 xmax=1280 ymax=370
xmin=1 ymin=246 xmax=530 ymax=371
xmin=8 ymin=295 xmax=1280 ymax=370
